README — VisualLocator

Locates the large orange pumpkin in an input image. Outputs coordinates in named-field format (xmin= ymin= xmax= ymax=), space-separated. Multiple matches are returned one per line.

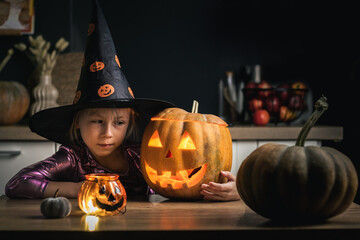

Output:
xmin=140 ymin=102 xmax=232 ymax=199
xmin=236 ymin=96 xmax=358 ymax=221
xmin=0 ymin=81 xmax=30 ymax=125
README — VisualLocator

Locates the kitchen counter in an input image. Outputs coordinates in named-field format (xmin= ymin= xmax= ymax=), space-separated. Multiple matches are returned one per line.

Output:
xmin=0 ymin=125 xmax=45 ymax=141
xmin=1 ymin=195 xmax=360 ymax=239
xmin=0 ymin=125 xmax=343 ymax=141
xmin=229 ymin=125 xmax=343 ymax=141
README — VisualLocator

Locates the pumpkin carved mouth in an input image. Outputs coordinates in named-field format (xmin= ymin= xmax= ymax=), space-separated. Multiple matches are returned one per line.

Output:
xmin=95 ymin=198 xmax=124 ymax=212
xmin=144 ymin=162 xmax=207 ymax=189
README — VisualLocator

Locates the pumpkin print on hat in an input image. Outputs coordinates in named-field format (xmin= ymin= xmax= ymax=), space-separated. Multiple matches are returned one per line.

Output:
xmin=89 ymin=61 xmax=105 ymax=72
xmin=140 ymin=101 xmax=232 ymax=199
xmin=115 ymin=55 xmax=121 ymax=68
xmin=88 ymin=23 xmax=95 ymax=36
xmin=73 ymin=90 xmax=81 ymax=104
xmin=128 ymin=87 xmax=134 ymax=98
xmin=98 ymin=84 xmax=114 ymax=98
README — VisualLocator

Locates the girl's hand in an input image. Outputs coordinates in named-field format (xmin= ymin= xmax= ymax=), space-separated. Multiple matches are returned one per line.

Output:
xmin=44 ymin=181 xmax=84 ymax=198
xmin=200 ymin=171 xmax=241 ymax=202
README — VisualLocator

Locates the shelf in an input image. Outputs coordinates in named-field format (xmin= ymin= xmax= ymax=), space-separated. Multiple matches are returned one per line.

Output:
xmin=229 ymin=125 xmax=343 ymax=141
xmin=0 ymin=125 xmax=343 ymax=142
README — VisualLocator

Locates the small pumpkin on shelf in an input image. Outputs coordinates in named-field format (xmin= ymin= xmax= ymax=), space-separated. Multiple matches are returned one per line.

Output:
xmin=41 ymin=189 xmax=72 ymax=218
xmin=0 ymin=81 xmax=30 ymax=125
xmin=236 ymin=96 xmax=358 ymax=221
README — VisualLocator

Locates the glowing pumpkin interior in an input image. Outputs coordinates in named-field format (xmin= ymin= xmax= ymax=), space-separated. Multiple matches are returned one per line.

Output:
xmin=144 ymin=129 xmax=208 ymax=190
xmin=148 ymin=130 xmax=196 ymax=150
xmin=78 ymin=173 xmax=127 ymax=216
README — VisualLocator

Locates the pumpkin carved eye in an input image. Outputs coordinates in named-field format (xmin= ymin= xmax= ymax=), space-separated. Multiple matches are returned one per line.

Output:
xmin=178 ymin=131 xmax=196 ymax=150
xmin=147 ymin=130 xmax=196 ymax=150
xmin=99 ymin=185 xmax=106 ymax=194
xmin=148 ymin=130 xmax=162 ymax=147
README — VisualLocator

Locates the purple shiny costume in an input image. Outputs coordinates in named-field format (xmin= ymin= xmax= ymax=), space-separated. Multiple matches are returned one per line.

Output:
xmin=5 ymin=142 xmax=148 ymax=198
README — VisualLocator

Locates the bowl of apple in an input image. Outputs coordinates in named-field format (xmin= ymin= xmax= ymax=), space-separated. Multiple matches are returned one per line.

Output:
xmin=243 ymin=81 xmax=308 ymax=125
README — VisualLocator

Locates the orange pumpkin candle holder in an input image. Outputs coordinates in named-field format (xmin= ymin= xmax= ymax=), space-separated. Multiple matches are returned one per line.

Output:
xmin=78 ymin=173 xmax=127 ymax=216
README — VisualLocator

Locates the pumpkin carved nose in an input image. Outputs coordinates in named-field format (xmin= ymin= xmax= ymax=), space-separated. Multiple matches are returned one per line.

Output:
xmin=108 ymin=193 xmax=116 ymax=202
xmin=166 ymin=150 xmax=173 ymax=158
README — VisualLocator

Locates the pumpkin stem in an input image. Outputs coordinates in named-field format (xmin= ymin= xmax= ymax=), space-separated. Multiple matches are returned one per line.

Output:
xmin=295 ymin=95 xmax=328 ymax=147
xmin=54 ymin=188 xmax=60 ymax=198
xmin=191 ymin=100 xmax=199 ymax=113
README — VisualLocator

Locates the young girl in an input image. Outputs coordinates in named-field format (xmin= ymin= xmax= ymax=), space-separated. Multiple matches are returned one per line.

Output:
xmin=6 ymin=107 xmax=147 ymax=198
xmin=6 ymin=0 xmax=240 ymax=201
xmin=5 ymin=0 xmax=174 ymax=199
xmin=201 ymin=172 xmax=240 ymax=201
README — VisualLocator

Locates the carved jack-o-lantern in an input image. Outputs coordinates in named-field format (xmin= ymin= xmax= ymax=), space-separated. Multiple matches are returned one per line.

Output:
xmin=78 ymin=173 xmax=127 ymax=216
xmin=140 ymin=102 xmax=232 ymax=199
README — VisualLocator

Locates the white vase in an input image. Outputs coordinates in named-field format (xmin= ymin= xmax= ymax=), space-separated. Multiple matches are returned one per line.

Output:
xmin=30 ymin=74 xmax=59 ymax=116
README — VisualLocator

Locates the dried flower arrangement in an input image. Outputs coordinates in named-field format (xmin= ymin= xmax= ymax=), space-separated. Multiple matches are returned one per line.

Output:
xmin=14 ymin=35 xmax=69 ymax=76
xmin=0 ymin=48 xmax=14 ymax=73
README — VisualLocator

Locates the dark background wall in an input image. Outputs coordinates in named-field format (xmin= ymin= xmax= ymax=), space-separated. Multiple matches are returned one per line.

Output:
xmin=1 ymin=0 xmax=359 ymax=201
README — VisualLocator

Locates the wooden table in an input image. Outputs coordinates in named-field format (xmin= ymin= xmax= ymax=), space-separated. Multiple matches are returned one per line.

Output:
xmin=1 ymin=195 xmax=360 ymax=239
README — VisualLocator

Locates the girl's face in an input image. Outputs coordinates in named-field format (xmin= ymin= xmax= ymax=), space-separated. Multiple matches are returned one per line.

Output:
xmin=77 ymin=108 xmax=130 ymax=162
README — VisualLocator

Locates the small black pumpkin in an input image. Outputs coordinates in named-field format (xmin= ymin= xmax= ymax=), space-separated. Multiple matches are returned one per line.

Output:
xmin=41 ymin=189 xmax=72 ymax=218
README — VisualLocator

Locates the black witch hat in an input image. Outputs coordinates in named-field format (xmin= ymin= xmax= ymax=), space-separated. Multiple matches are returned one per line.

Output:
xmin=29 ymin=0 xmax=174 ymax=145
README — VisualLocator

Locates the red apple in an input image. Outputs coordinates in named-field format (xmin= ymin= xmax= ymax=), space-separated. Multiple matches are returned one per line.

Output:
xmin=288 ymin=95 xmax=305 ymax=110
xmin=253 ymin=109 xmax=270 ymax=126
xmin=244 ymin=82 xmax=258 ymax=98
xmin=265 ymin=96 xmax=280 ymax=115
xmin=248 ymin=98 xmax=263 ymax=112
xmin=276 ymin=83 xmax=291 ymax=103
xmin=257 ymin=81 xmax=272 ymax=99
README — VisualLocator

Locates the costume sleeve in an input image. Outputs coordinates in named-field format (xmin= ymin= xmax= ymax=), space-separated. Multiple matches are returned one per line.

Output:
xmin=5 ymin=146 xmax=77 ymax=199
xmin=122 ymin=144 xmax=151 ymax=195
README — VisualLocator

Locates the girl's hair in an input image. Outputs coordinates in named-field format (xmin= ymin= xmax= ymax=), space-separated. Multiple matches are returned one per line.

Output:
xmin=69 ymin=108 xmax=139 ymax=144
